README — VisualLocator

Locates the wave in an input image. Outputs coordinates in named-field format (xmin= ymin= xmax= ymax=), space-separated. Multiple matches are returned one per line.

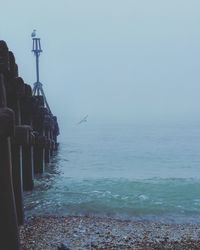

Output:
xmin=24 ymin=177 xmax=200 ymax=223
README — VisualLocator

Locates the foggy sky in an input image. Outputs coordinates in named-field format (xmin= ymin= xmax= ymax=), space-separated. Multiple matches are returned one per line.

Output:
xmin=1 ymin=1 xmax=200 ymax=130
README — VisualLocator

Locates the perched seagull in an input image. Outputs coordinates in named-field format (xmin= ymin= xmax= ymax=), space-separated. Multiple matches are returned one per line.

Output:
xmin=31 ymin=29 xmax=36 ymax=38
xmin=77 ymin=115 xmax=88 ymax=125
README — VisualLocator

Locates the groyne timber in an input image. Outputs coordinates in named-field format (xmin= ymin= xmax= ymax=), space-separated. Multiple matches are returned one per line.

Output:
xmin=0 ymin=41 xmax=59 ymax=250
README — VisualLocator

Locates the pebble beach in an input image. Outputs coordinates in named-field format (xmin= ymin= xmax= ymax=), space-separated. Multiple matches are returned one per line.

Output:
xmin=20 ymin=215 xmax=200 ymax=250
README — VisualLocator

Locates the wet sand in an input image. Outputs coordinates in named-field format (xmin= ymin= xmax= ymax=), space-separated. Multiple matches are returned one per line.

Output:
xmin=20 ymin=215 xmax=200 ymax=249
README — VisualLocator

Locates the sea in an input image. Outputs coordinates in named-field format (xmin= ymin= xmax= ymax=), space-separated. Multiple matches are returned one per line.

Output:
xmin=24 ymin=120 xmax=200 ymax=224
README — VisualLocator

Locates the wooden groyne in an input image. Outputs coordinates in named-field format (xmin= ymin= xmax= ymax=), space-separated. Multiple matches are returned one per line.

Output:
xmin=0 ymin=41 xmax=59 ymax=250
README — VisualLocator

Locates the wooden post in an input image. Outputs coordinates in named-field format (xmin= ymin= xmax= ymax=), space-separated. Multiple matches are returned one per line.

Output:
xmin=44 ymin=113 xmax=52 ymax=163
xmin=34 ymin=135 xmax=46 ymax=174
xmin=21 ymin=126 xmax=34 ymax=191
xmin=0 ymin=70 xmax=21 ymax=250
xmin=45 ymin=136 xmax=51 ymax=163
xmin=33 ymin=103 xmax=47 ymax=173
xmin=11 ymin=136 xmax=23 ymax=225
xmin=20 ymin=84 xmax=35 ymax=191
xmin=53 ymin=116 xmax=59 ymax=150
xmin=6 ymin=66 xmax=25 ymax=225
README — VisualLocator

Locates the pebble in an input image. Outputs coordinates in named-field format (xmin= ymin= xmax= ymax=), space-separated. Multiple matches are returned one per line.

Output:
xmin=57 ymin=241 xmax=70 ymax=250
xmin=19 ymin=215 xmax=200 ymax=250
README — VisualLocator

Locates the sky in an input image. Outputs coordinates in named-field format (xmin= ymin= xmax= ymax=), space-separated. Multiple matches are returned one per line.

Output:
xmin=1 ymin=1 xmax=200 ymax=130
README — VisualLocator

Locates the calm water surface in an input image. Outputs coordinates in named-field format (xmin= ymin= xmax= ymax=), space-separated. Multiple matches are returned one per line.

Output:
xmin=24 ymin=122 xmax=200 ymax=223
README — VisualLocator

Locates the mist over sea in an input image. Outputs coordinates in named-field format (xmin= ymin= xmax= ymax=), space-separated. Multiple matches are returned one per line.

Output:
xmin=25 ymin=121 xmax=200 ymax=223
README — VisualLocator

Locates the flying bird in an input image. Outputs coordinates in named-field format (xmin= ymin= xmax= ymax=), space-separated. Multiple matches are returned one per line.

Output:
xmin=77 ymin=115 xmax=88 ymax=125
xmin=31 ymin=29 xmax=36 ymax=38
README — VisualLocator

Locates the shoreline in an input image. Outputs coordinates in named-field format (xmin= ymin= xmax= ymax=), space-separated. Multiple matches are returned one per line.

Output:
xmin=20 ymin=215 xmax=200 ymax=249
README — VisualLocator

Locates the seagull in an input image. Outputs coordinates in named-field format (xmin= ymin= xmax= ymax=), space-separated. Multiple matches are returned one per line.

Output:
xmin=31 ymin=29 xmax=36 ymax=38
xmin=77 ymin=115 xmax=88 ymax=125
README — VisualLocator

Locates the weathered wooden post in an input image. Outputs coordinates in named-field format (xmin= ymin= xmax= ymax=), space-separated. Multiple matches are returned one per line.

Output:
xmin=20 ymin=84 xmax=33 ymax=125
xmin=3 ymin=51 xmax=26 ymax=224
xmin=33 ymin=103 xmax=47 ymax=173
xmin=20 ymin=84 xmax=35 ymax=191
xmin=34 ymin=134 xmax=46 ymax=173
xmin=53 ymin=116 xmax=59 ymax=150
xmin=8 ymin=76 xmax=26 ymax=224
xmin=50 ymin=134 xmax=55 ymax=157
xmin=0 ymin=41 xmax=20 ymax=249
xmin=44 ymin=113 xmax=52 ymax=163
xmin=12 ymin=124 xmax=36 ymax=222
xmin=45 ymin=135 xmax=51 ymax=163
xmin=19 ymin=126 xmax=34 ymax=191
xmin=12 ymin=126 xmax=26 ymax=225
